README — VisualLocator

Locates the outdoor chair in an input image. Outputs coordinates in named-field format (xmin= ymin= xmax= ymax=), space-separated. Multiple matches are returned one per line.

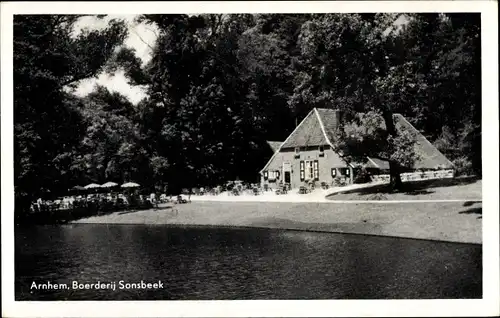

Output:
xmin=281 ymin=186 xmax=288 ymax=194
xmin=299 ymin=186 xmax=308 ymax=194
xmin=215 ymin=186 xmax=222 ymax=195
xmin=231 ymin=188 xmax=240 ymax=196
xmin=263 ymin=184 xmax=269 ymax=192
xmin=321 ymin=182 xmax=329 ymax=190
xmin=252 ymin=187 xmax=260 ymax=195
xmin=176 ymin=195 xmax=188 ymax=204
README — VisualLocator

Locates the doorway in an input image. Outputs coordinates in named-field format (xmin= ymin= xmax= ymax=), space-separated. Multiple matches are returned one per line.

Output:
xmin=284 ymin=171 xmax=291 ymax=184
xmin=282 ymin=162 xmax=292 ymax=185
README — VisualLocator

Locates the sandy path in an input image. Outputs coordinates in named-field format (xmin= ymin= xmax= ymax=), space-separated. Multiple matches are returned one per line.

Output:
xmin=72 ymin=200 xmax=482 ymax=244
xmin=189 ymin=182 xmax=384 ymax=203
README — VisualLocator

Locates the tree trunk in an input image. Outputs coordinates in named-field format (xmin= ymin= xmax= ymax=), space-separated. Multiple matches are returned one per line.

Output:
xmin=383 ymin=110 xmax=404 ymax=191
xmin=389 ymin=160 xmax=403 ymax=190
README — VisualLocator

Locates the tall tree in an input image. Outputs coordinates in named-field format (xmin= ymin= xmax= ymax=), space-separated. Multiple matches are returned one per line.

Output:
xmin=402 ymin=14 xmax=481 ymax=175
xmin=14 ymin=15 xmax=128 ymax=214
xmin=290 ymin=13 xmax=419 ymax=188
xmin=116 ymin=14 xmax=282 ymax=191
xmin=71 ymin=86 xmax=151 ymax=185
xmin=290 ymin=13 xmax=481 ymax=188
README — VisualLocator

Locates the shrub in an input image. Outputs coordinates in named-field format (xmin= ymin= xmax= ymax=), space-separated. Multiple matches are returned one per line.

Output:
xmin=453 ymin=157 xmax=474 ymax=176
xmin=353 ymin=168 xmax=372 ymax=184
xmin=333 ymin=177 xmax=347 ymax=187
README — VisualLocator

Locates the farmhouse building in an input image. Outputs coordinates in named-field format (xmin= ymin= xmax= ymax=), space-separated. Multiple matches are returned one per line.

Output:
xmin=260 ymin=108 xmax=453 ymax=189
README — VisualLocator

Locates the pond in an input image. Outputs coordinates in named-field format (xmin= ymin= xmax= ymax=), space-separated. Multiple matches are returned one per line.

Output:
xmin=15 ymin=224 xmax=481 ymax=300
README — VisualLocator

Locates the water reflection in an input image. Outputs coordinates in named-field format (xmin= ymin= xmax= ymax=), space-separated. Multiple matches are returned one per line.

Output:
xmin=16 ymin=225 xmax=481 ymax=300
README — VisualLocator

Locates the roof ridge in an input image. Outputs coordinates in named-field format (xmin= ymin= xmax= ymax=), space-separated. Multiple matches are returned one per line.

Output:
xmin=259 ymin=108 xmax=316 ymax=173
xmin=396 ymin=114 xmax=454 ymax=167
xmin=314 ymin=108 xmax=334 ymax=147
xmin=315 ymin=107 xmax=341 ymax=111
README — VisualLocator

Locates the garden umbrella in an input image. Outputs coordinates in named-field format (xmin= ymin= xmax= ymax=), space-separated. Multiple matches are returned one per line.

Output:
xmin=101 ymin=181 xmax=118 ymax=188
xmin=121 ymin=182 xmax=140 ymax=188
xmin=84 ymin=183 xmax=101 ymax=189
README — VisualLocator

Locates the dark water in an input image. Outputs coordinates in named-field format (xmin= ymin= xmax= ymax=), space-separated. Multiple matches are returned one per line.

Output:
xmin=16 ymin=225 xmax=482 ymax=300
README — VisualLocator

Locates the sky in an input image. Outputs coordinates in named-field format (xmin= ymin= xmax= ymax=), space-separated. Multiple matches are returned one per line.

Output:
xmin=71 ymin=15 xmax=157 ymax=104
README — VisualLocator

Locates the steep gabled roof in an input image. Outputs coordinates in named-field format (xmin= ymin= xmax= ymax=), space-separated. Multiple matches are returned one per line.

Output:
xmin=367 ymin=157 xmax=391 ymax=170
xmin=316 ymin=109 xmax=453 ymax=170
xmin=280 ymin=109 xmax=329 ymax=149
xmin=260 ymin=109 xmax=349 ymax=172
xmin=266 ymin=141 xmax=282 ymax=153
xmin=315 ymin=108 xmax=342 ymax=144
xmin=260 ymin=108 xmax=453 ymax=173
xmin=393 ymin=114 xmax=454 ymax=170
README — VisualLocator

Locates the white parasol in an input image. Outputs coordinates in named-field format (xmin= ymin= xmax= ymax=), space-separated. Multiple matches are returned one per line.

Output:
xmin=121 ymin=182 xmax=140 ymax=188
xmin=101 ymin=181 xmax=119 ymax=188
xmin=84 ymin=183 xmax=101 ymax=189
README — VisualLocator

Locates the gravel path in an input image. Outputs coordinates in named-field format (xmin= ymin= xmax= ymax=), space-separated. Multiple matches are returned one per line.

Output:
xmin=72 ymin=200 xmax=482 ymax=244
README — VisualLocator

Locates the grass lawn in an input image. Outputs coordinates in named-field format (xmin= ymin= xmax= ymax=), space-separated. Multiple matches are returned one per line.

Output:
xmin=327 ymin=176 xmax=482 ymax=201
xmin=73 ymin=199 xmax=482 ymax=244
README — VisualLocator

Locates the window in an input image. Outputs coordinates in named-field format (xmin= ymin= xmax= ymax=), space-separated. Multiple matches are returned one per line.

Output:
xmin=263 ymin=171 xmax=268 ymax=180
xmin=276 ymin=170 xmax=280 ymax=179
xmin=339 ymin=168 xmax=350 ymax=176
xmin=319 ymin=145 xmax=325 ymax=157
xmin=331 ymin=168 xmax=337 ymax=177
xmin=313 ymin=160 xmax=319 ymax=180
xmin=269 ymin=171 xmax=276 ymax=180
xmin=303 ymin=161 xmax=314 ymax=180
xmin=300 ymin=161 xmax=305 ymax=181
xmin=308 ymin=161 xmax=314 ymax=180
xmin=294 ymin=147 xmax=300 ymax=159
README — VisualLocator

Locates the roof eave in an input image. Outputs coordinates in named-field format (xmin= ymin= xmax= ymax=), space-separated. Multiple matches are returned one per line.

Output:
xmin=260 ymin=109 xmax=317 ymax=173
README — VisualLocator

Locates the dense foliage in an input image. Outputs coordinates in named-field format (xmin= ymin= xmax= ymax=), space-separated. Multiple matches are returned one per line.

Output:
xmin=14 ymin=15 xmax=128 ymax=212
xmin=14 ymin=13 xmax=481 ymax=213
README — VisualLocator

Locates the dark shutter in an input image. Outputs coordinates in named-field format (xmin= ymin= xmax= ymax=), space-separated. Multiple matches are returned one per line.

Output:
xmin=276 ymin=170 xmax=280 ymax=179
xmin=300 ymin=161 xmax=305 ymax=181
xmin=314 ymin=160 xmax=319 ymax=181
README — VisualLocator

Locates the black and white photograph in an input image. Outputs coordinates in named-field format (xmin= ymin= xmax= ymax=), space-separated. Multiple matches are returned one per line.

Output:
xmin=1 ymin=1 xmax=498 ymax=317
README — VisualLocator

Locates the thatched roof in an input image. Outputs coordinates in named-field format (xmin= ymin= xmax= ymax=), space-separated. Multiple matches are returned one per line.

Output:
xmin=266 ymin=141 xmax=282 ymax=153
xmin=261 ymin=108 xmax=453 ymax=172
xmin=393 ymin=114 xmax=454 ymax=170
xmin=280 ymin=110 xmax=329 ymax=149
xmin=315 ymin=108 xmax=342 ymax=144
xmin=367 ymin=157 xmax=391 ymax=170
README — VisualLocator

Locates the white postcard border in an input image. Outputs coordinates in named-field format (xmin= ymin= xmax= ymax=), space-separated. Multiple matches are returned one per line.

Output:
xmin=2 ymin=1 xmax=498 ymax=317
